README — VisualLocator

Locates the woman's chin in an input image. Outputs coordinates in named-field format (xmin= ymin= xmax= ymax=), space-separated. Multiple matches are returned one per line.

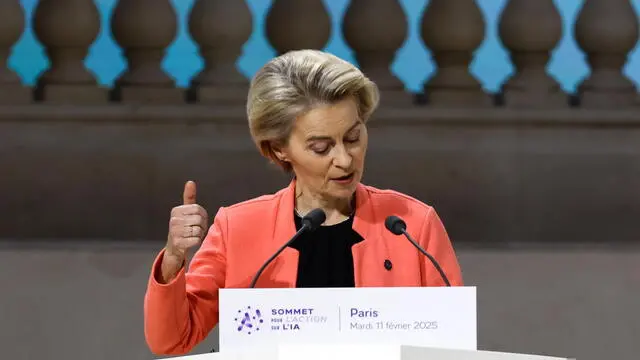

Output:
xmin=329 ymin=179 xmax=359 ymax=197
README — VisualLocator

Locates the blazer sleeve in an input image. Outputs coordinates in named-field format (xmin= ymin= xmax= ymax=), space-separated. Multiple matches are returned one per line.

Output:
xmin=418 ymin=207 xmax=464 ymax=286
xmin=143 ymin=207 xmax=229 ymax=355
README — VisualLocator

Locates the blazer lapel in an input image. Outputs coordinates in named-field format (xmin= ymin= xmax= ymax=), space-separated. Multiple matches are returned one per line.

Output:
xmin=261 ymin=180 xmax=299 ymax=288
xmin=352 ymin=183 xmax=392 ymax=287
xmin=352 ymin=183 xmax=372 ymax=240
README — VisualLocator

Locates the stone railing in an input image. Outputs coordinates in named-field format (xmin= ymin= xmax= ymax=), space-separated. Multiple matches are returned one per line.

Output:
xmin=0 ymin=0 xmax=639 ymax=245
xmin=0 ymin=0 xmax=639 ymax=107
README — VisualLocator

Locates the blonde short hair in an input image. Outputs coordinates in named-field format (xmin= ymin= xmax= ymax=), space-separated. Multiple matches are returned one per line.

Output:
xmin=247 ymin=49 xmax=380 ymax=172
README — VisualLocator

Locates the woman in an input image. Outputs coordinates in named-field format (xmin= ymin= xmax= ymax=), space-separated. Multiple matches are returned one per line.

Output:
xmin=144 ymin=50 xmax=463 ymax=355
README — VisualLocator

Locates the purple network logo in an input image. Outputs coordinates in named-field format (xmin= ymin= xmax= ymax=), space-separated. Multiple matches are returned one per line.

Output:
xmin=234 ymin=306 xmax=264 ymax=334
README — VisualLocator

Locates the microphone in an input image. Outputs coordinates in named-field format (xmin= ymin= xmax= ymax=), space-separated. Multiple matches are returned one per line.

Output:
xmin=248 ymin=208 xmax=326 ymax=288
xmin=384 ymin=215 xmax=451 ymax=286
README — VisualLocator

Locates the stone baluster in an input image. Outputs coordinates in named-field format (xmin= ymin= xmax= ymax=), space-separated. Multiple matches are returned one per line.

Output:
xmin=343 ymin=0 xmax=411 ymax=106
xmin=498 ymin=0 xmax=566 ymax=108
xmin=420 ymin=0 xmax=490 ymax=107
xmin=111 ymin=0 xmax=182 ymax=103
xmin=33 ymin=0 xmax=106 ymax=103
xmin=188 ymin=0 xmax=253 ymax=104
xmin=0 ymin=0 xmax=30 ymax=104
xmin=574 ymin=0 xmax=639 ymax=108
xmin=266 ymin=0 xmax=331 ymax=54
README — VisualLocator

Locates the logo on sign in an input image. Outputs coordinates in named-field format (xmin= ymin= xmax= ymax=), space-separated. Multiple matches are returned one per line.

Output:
xmin=233 ymin=306 xmax=329 ymax=334
xmin=234 ymin=306 xmax=264 ymax=334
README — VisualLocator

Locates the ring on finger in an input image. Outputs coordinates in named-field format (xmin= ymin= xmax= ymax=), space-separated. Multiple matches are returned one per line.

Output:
xmin=184 ymin=225 xmax=194 ymax=237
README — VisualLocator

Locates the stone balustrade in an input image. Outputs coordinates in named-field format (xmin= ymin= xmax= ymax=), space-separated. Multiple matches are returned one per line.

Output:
xmin=0 ymin=0 xmax=638 ymax=107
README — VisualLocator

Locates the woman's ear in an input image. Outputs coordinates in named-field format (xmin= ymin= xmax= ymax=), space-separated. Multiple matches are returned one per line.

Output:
xmin=261 ymin=140 xmax=289 ymax=164
xmin=271 ymin=145 xmax=288 ymax=163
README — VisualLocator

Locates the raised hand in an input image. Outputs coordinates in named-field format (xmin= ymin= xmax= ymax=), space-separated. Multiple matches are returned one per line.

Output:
xmin=161 ymin=180 xmax=209 ymax=282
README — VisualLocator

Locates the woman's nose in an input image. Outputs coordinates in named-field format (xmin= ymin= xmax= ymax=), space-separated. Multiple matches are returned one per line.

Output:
xmin=333 ymin=145 xmax=352 ymax=168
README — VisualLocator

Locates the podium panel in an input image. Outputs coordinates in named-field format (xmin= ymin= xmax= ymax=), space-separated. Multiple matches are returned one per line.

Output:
xmin=159 ymin=287 xmax=574 ymax=360
xmin=218 ymin=286 xmax=477 ymax=352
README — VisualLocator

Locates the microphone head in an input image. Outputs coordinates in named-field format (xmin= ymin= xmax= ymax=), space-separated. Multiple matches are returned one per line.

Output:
xmin=301 ymin=208 xmax=326 ymax=230
xmin=384 ymin=215 xmax=406 ymax=235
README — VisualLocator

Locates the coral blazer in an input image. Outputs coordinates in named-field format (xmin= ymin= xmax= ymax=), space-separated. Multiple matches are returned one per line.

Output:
xmin=144 ymin=180 xmax=464 ymax=355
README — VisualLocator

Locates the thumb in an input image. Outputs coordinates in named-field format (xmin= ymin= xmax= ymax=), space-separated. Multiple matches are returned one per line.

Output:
xmin=183 ymin=180 xmax=197 ymax=205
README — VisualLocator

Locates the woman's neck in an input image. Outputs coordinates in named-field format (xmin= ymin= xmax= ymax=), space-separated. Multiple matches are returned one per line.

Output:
xmin=294 ymin=185 xmax=354 ymax=226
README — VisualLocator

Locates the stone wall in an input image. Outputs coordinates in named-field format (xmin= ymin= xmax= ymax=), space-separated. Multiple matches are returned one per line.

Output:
xmin=1 ymin=107 xmax=638 ymax=244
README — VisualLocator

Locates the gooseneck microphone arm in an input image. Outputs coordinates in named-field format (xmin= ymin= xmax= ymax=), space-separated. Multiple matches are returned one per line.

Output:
xmin=399 ymin=226 xmax=451 ymax=287
xmin=248 ymin=225 xmax=308 ymax=288
xmin=248 ymin=208 xmax=326 ymax=288
xmin=385 ymin=215 xmax=451 ymax=287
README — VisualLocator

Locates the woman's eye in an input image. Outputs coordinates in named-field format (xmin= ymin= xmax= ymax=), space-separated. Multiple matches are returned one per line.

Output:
xmin=311 ymin=144 xmax=329 ymax=154
xmin=345 ymin=132 xmax=360 ymax=143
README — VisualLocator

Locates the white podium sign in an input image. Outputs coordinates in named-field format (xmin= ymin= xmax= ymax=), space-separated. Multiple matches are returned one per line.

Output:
xmin=218 ymin=286 xmax=476 ymax=352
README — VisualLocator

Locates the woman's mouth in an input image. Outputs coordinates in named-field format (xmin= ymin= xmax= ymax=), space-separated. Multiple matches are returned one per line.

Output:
xmin=332 ymin=173 xmax=355 ymax=184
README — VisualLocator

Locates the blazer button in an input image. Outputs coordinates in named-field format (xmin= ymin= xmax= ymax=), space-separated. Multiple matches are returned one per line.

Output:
xmin=384 ymin=259 xmax=392 ymax=271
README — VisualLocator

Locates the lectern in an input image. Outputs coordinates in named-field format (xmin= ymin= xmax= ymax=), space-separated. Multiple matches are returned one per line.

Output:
xmin=157 ymin=287 xmax=574 ymax=360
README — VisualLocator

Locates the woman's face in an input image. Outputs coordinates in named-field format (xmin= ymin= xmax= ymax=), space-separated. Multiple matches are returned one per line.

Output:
xmin=275 ymin=97 xmax=368 ymax=201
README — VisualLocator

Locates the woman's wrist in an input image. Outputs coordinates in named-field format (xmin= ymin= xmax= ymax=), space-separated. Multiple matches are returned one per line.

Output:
xmin=158 ymin=247 xmax=185 ymax=284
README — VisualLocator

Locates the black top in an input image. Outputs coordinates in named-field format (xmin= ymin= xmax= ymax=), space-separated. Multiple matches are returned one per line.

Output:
xmin=288 ymin=211 xmax=364 ymax=288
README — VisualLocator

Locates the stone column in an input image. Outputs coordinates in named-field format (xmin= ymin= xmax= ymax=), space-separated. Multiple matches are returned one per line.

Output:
xmin=498 ymin=0 xmax=566 ymax=108
xmin=266 ymin=0 xmax=331 ymax=54
xmin=574 ymin=0 xmax=639 ymax=108
xmin=0 ymin=0 xmax=30 ymax=104
xmin=188 ymin=0 xmax=253 ymax=104
xmin=111 ymin=0 xmax=182 ymax=103
xmin=33 ymin=0 xmax=107 ymax=103
xmin=343 ymin=0 xmax=411 ymax=106
xmin=420 ymin=0 xmax=491 ymax=107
